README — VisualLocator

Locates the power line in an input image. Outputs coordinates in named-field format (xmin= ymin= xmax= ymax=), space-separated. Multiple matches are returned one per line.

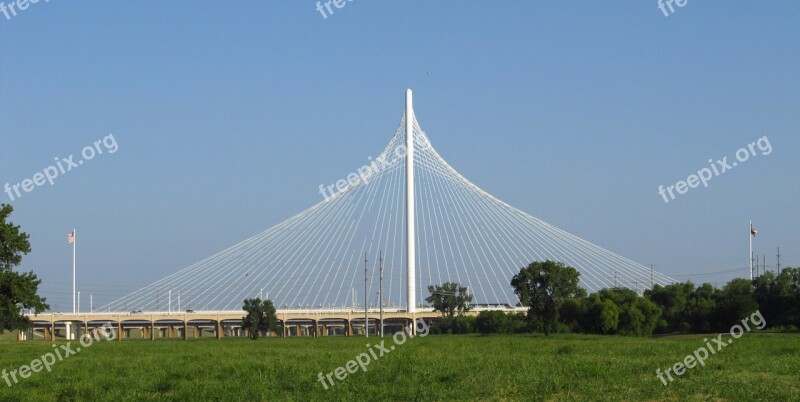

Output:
xmin=669 ymin=267 xmax=750 ymax=277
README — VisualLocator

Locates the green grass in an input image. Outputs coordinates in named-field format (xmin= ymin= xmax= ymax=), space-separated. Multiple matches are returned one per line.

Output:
xmin=0 ymin=333 xmax=798 ymax=401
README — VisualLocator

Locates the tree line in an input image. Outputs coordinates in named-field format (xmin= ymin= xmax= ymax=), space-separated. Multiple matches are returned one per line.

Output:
xmin=427 ymin=260 xmax=800 ymax=336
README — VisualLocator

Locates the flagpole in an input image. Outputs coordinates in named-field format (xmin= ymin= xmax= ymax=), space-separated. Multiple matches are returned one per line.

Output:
xmin=72 ymin=228 xmax=76 ymax=314
xmin=748 ymin=221 xmax=752 ymax=281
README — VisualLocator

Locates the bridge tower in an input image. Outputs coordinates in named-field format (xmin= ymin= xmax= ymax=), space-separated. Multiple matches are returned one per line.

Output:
xmin=406 ymin=89 xmax=416 ymax=313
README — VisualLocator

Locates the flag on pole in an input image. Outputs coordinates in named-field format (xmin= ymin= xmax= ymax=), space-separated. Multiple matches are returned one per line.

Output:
xmin=751 ymin=225 xmax=757 ymax=237
xmin=67 ymin=231 xmax=75 ymax=244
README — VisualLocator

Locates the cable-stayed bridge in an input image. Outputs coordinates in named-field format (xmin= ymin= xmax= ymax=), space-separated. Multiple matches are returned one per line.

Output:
xmin=101 ymin=90 xmax=675 ymax=313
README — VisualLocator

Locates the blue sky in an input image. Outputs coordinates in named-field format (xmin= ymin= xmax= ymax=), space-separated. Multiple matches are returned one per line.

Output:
xmin=1 ymin=1 xmax=798 ymax=311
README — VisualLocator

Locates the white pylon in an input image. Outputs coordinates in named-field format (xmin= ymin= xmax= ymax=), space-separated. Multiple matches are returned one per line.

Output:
xmin=406 ymin=89 xmax=416 ymax=314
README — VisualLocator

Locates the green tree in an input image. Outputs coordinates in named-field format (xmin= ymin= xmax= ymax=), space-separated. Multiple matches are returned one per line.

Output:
xmin=430 ymin=315 xmax=476 ymax=334
xmin=593 ymin=288 xmax=660 ymax=336
xmin=597 ymin=299 xmax=620 ymax=334
xmin=779 ymin=267 xmax=800 ymax=327
xmin=753 ymin=269 xmax=800 ymax=328
xmin=558 ymin=297 xmax=586 ymax=332
xmin=580 ymin=293 xmax=620 ymax=334
xmin=645 ymin=282 xmax=694 ymax=333
xmin=425 ymin=282 xmax=473 ymax=318
xmin=476 ymin=310 xmax=510 ymax=334
xmin=241 ymin=298 xmax=279 ymax=340
xmin=474 ymin=311 xmax=530 ymax=334
xmin=511 ymin=260 xmax=584 ymax=335
xmin=0 ymin=204 xmax=49 ymax=334
xmin=714 ymin=278 xmax=757 ymax=331
xmin=688 ymin=283 xmax=717 ymax=333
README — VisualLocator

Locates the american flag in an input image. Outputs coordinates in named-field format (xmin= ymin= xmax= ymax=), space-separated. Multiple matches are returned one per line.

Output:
xmin=751 ymin=225 xmax=757 ymax=237
xmin=67 ymin=231 xmax=75 ymax=244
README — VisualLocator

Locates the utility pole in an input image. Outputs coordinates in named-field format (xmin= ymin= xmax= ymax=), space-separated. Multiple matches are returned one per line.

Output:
xmin=650 ymin=264 xmax=655 ymax=289
xmin=777 ymin=247 xmax=782 ymax=273
xmin=749 ymin=221 xmax=753 ymax=280
xmin=90 ymin=294 xmax=93 ymax=313
xmin=755 ymin=254 xmax=759 ymax=278
xmin=364 ymin=252 xmax=368 ymax=338
xmin=70 ymin=229 xmax=76 ymax=314
xmin=379 ymin=250 xmax=384 ymax=337
xmin=756 ymin=255 xmax=760 ymax=276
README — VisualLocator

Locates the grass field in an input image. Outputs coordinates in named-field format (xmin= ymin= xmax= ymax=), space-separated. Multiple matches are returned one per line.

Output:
xmin=0 ymin=332 xmax=798 ymax=401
